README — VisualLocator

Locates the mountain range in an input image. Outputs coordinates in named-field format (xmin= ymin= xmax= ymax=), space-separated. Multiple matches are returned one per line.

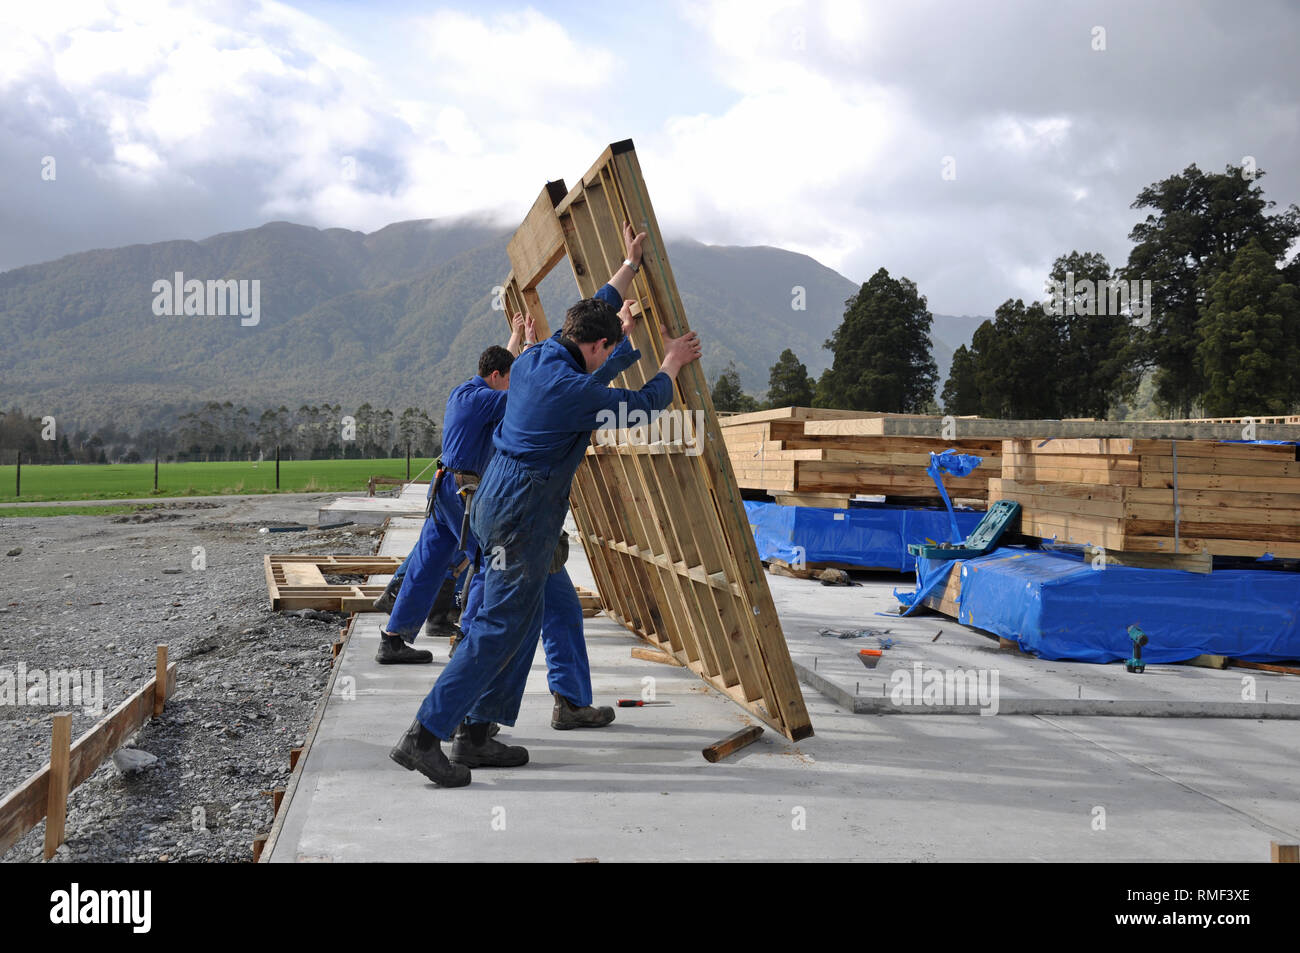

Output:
xmin=0 ymin=219 xmax=984 ymax=432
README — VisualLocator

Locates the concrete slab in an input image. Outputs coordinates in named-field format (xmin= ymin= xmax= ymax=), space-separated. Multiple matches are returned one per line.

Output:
xmin=317 ymin=483 xmax=427 ymax=526
xmin=266 ymin=528 xmax=1300 ymax=862
xmin=762 ymin=570 xmax=1300 ymax=715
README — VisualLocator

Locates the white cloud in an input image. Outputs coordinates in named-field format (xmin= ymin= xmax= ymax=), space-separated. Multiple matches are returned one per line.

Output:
xmin=1 ymin=0 xmax=1297 ymax=319
xmin=112 ymin=140 xmax=162 ymax=174
xmin=988 ymin=115 xmax=1072 ymax=153
xmin=0 ymin=1 xmax=634 ymax=239
xmin=652 ymin=0 xmax=1276 ymax=313
xmin=648 ymin=71 xmax=913 ymax=272
xmin=415 ymin=8 xmax=616 ymax=108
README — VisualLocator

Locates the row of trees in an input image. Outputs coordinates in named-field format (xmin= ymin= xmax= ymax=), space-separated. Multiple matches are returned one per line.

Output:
xmin=711 ymin=268 xmax=940 ymax=414
xmin=0 ymin=401 xmax=440 ymax=464
xmin=712 ymin=163 xmax=1300 ymax=420
xmin=941 ymin=251 xmax=1138 ymax=419
xmin=946 ymin=166 xmax=1300 ymax=418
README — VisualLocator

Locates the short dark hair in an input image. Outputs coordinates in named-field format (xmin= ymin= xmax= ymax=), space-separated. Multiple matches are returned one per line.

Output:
xmin=561 ymin=297 xmax=623 ymax=347
xmin=478 ymin=345 xmax=514 ymax=379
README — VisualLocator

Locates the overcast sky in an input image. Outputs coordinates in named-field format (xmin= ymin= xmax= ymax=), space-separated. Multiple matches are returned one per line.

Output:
xmin=2 ymin=0 xmax=1297 ymax=315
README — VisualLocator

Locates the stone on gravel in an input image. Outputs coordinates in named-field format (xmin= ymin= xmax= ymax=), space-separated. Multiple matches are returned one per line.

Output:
xmin=6 ymin=548 xmax=21 ymax=557
xmin=112 ymin=748 xmax=159 ymax=774
xmin=1 ymin=493 xmax=360 ymax=864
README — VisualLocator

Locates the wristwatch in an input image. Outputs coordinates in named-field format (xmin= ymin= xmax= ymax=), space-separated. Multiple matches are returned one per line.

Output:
xmin=623 ymin=257 xmax=639 ymax=273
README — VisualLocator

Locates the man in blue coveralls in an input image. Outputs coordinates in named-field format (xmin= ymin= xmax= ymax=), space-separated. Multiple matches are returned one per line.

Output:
xmin=453 ymin=494 xmax=613 ymax=730
xmin=381 ymin=309 xmax=624 ymax=728
xmin=374 ymin=345 xmax=514 ymax=664
xmin=448 ymin=298 xmax=636 ymax=730
xmin=390 ymin=223 xmax=702 ymax=786
xmin=371 ymin=314 xmax=534 ymax=622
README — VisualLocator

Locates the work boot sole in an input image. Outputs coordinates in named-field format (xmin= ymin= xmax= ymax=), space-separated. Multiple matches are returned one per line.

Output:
xmin=551 ymin=707 xmax=616 ymax=730
xmin=376 ymin=651 xmax=433 ymax=664
xmin=389 ymin=746 xmax=471 ymax=787
xmin=551 ymin=718 xmax=615 ymax=730
xmin=449 ymin=742 xmax=529 ymax=768
xmin=376 ymin=642 xmax=433 ymax=664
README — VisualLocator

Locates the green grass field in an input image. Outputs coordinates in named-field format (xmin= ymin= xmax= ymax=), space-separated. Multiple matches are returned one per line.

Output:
xmin=0 ymin=457 xmax=436 ymax=503
xmin=0 ymin=504 xmax=152 ymax=518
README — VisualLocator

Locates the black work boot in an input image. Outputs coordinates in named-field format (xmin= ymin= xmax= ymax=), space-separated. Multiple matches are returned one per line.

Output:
xmin=422 ymin=577 xmax=461 ymax=639
xmin=372 ymin=576 xmax=402 ymax=613
xmin=376 ymin=632 xmax=432 ymax=665
xmin=551 ymin=693 xmax=616 ymax=730
xmin=390 ymin=719 xmax=471 ymax=787
xmin=429 ymin=577 xmax=458 ymax=623
xmin=422 ymin=609 xmax=454 ymax=641
xmin=449 ymin=722 xmax=528 ymax=767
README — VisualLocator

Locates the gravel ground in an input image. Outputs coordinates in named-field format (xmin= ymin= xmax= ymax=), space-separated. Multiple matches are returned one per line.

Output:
xmin=0 ymin=494 xmax=384 ymax=863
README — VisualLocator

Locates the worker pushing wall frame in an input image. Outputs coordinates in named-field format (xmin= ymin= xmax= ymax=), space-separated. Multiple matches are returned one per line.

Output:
xmin=497 ymin=140 xmax=813 ymax=741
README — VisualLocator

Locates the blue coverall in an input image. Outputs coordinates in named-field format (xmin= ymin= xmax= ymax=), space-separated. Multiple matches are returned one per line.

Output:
xmin=389 ymin=484 xmax=474 ymax=591
xmin=384 ymin=376 xmax=506 ymax=640
xmin=458 ymin=561 xmax=591 ymax=707
xmin=416 ymin=285 xmax=674 ymax=738
xmin=388 ymin=550 xmax=459 ymax=593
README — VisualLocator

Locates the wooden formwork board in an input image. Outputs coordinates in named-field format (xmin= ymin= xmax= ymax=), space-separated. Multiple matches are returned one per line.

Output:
xmin=498 ymin=140 xmax=812 ymax=741
xmin=0 ymin=661 xmax=178 ymax=857
xmin=265 ymin=555 xmax=403 ymax=611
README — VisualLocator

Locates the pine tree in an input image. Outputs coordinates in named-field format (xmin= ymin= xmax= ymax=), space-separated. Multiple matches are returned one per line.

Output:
xmin=711 ymin=362 xmax=760 ymax=413
xmin=1046 ymin=251 xmax=1138 ymax=418
xmin=817 ymin=268 xmax=937 ymax=412
xmin=963 ymin=301 xmax=1064 ymax=419
xmin=765 ymin=349 xmax=815 ymax=408
xmin=941 ymin=344 xmax=981 ymax=415
xmin=1124 ymin=164 xmax=1300 ymax=415
xmin=1197 ymin=241 xmax=1300 ymax=415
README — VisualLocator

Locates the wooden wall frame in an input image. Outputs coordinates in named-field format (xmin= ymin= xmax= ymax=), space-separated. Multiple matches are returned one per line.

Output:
xmin=498 ymin=140 xmax=812 ymax=741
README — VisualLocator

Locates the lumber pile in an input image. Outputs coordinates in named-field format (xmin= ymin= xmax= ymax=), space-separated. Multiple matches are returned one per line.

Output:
xmin=990 ymin=438 xmax=1300 ymax=561
xmin=826 ymin=416 xmax=1300 ymax=441
xmin=720 ymin=407 xmax=1001 ymax=506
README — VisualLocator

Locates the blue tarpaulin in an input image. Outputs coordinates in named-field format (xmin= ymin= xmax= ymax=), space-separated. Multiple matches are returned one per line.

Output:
xmin=744 ymin=500 xmax=985 ymax=572
xmin=925 ymin=449 xmax=985 ymax=543
xmin=904 ymin=548 xmax=1300 ymax=663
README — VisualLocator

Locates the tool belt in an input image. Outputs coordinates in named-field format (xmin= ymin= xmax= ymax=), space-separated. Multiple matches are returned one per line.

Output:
xmin=428 ymin=466 xmax=480 ymax=520
xmin=425 ymin=467 xmax=444 ymax=518
xmin=428 ymin=466 xmax=481 ymax=607
xmin=456 ymin=480 xmax=477 ymax=553
xmin=457 ymin=483 xmax=479 ymax=609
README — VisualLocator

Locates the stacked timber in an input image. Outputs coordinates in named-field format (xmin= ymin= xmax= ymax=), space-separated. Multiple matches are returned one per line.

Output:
xmin=720 ymin=407 xmax=1001 ymax=506
xmin=990 ymin=438 xmax=1300 ymax=561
